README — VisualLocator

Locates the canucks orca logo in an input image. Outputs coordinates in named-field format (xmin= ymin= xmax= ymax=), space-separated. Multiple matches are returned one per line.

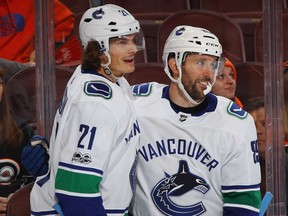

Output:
xmin=151 ymin=160 xmax=210 ymax=215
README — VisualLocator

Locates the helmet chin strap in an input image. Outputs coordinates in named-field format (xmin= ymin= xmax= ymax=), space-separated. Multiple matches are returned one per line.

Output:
xmin=101 ymin=50 xmax=121 ymax=82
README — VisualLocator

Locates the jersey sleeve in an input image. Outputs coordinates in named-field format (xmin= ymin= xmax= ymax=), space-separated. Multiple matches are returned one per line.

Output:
xmin=54 ymin=99 xmax=129 ymax=215
xmin=221 ymin=115 xmax=262 ymax=216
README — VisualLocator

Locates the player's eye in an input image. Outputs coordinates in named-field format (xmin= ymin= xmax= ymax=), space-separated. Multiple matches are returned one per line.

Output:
xmin=216 ymin=74 xmax=224 ymax=79
xmin=196 ymin=60 xmax=205 ymax=66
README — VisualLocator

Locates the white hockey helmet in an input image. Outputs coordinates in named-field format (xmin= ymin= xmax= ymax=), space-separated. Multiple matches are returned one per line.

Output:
xmin=162 ymin=25 xmax=224 ymax=104
xmin=162 ymin=26 xmax=222 ymax=63
xmin=79 ymin=4 xmax=144 ymax=51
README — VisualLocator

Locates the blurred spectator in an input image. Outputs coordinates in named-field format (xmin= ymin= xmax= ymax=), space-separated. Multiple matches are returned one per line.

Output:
xmin=0 ymin=0 xmax=74 ymax=78
xmin=244 ymin=97 xmax=265 ymax=197
xmin=211 ymin=57 xmax=243 ymax=107
xmin=0 ymin=67 xmax=34 ymax=215
xmin=244 ymin=96 xmax=288 ymax=211
xmin=0 ymin=58 xmax=34 ymax=82
xmin=244 ymin=97 xmax=265 ymax=160
xmin=6 ymin=76 xmax=34 ymax=123
xmin=0 ymin=0 xmax=74 ymax=63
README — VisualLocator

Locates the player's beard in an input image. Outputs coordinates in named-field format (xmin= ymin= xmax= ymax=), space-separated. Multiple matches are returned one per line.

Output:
xmin=181 ymin=81 xmax=204 ymax=103
xmin=189 ymin=84 xmax=204 ymax=102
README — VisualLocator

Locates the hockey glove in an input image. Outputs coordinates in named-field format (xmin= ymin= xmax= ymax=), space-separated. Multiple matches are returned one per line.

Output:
xmin=22 ymin=135 xmax=50 ymax=177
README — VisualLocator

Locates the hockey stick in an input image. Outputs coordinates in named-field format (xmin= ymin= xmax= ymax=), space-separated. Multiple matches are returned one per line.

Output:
xmin=53 ymin=203 xmax=64 ymax=216
xmin=259 ymin=191 xmax=273 ymax=216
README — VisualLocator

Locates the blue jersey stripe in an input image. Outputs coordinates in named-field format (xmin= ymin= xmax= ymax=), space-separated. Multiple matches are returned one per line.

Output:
xmin=222 ymin=183 xmax=260 ymax=191
xmin=59 ymin=161 xmax=103 ymax=175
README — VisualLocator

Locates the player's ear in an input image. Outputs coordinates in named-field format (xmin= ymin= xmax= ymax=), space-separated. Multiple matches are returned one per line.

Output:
xmin=168 ymin=58 xmax=179 ymax=79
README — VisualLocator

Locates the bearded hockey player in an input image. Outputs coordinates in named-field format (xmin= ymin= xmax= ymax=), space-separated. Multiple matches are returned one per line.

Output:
xmin=129 ymin=25 xmax=261 ymax=216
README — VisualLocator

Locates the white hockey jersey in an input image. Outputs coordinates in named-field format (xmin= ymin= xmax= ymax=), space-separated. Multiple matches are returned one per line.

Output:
xmin=129 ymin=82 xmax=261 ymax=216
xmin=30 ymin=66 xmax=140 ymax=216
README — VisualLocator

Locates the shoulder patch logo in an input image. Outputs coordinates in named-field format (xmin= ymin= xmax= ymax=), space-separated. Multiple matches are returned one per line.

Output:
xmin=84 ymin=81 xmax=112 ymax=99
xmin=132 ymin=83 xmax=153 ymax=96
xmin=227 ymin=101 xmax=248 ymax=119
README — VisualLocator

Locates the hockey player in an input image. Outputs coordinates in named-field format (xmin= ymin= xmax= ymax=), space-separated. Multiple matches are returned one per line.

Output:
xmin=23 ymin=24 xmax=261 ymax=215
xmin=29 ymin=4 xmax=143 ymax=216
xmin=129 ymin=26 xmax=261 ymax=215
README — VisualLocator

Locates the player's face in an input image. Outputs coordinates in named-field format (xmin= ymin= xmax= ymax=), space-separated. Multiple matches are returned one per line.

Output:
xmin=249 ymin=107 xmax=266 ymax=160
xmin=108 ymin=34 xmax=138 ymax=77
xmin=211 ymin=66 xmax=236 ymax=99
xmin=181 ymin=54 xmax=217 ymax=102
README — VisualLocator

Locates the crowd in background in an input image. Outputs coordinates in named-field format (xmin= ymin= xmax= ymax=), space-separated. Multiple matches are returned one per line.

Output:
xmin=0 ymin=0 xmax=287 ymax=215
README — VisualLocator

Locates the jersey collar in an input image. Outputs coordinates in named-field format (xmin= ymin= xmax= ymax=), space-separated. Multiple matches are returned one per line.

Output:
xmin=162 ymin=86 xmax=218 ymax=116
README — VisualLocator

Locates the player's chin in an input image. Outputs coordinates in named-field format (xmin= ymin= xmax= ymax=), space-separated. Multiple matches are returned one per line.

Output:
xmin=126 ymin=67 xmax=135 ymax=74
xmin=223 ymin=92 xmax=235 ymax=100
xmin=193 ymin=92 xmax=205 ymax=102
xmin=123 ymin=63 xmax=135 ymax=73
